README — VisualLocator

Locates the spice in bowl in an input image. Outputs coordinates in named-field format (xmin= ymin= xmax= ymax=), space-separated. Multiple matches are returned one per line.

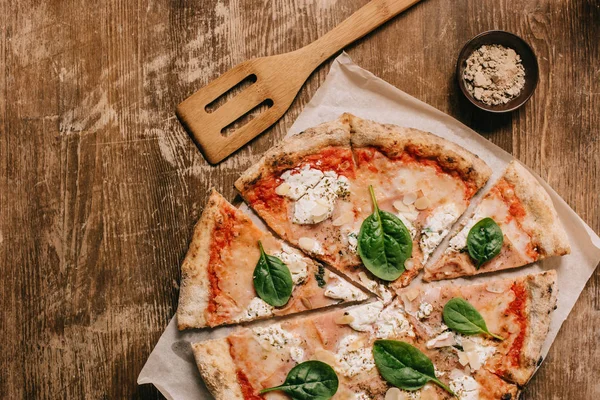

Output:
xmin=463 ymin=44 xmax=525 ymax=106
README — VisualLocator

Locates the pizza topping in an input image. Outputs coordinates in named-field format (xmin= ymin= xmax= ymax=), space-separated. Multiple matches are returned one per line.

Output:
xmin=345 ymin=301 xmax=384 ymax=332
xmin=375 ymin=302 xmax=415 ymax=339
xmin=358 ymin=186 xmax=413 ymax=281
xmin=454 ymin=335 xmax=496 ymax=371
xmin=289 ymin=346 xmax=305 ymax=363
xmin=324 ymin=280 xmax=367 ymax=302
xmin=417 ymin=302 xmax=434 ymax=319
xmin=346 ymin=231 xmax=359 ymax=253
xmin=426 ymin=331 xmax=456 ymax=348
xmin=275 ymin=243 xmax=309 ymax=285
xmin=253 ymin=241 xmax=293 ymax=307
xmin=420 ymin=203 xmax=461 ymax=262
xmin=240 ymin=297 xmax=274 ymax=320
xmin=414 ymin=196 xmax=431 ymax=211
xmin=260 ymin=360 xmax=339 ymax=399
xmin=252 ymin=324 xmax=299 ymax=350
xmin=278 ymin=165 xmax=325 ymax=200
xmin=467 ymin=218 xmax=504 ymax=268
xmin=384 ymin=387 xmax=421 ymax=400
xmin=277 ymin=166 xmax=350 ymax=224
xmin=298 ymin=237 xmax=324 ymax=255
xmin=334 ymin=334 xmax=376 ymax=377
xmin=334 ymin=312 xmax=355 ymax=325
xmin=443 ymin=298 xmax=504 ymax=340
xmin=372 ymin=340 xmax=456 ymax=396
xmin=403 ymin=191 xmax=419 ymax=205
xmin=448 ymin=369 xmax=480 ymax=400
xmin=357 ymin=272 xmax=394 ymax=304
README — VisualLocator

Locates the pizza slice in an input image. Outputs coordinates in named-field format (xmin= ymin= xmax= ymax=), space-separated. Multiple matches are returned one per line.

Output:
xmin=176 ymin=190 xmax=368 ymax=330
xmin=235 ymin=114 xmax=492 ymax=295
xmin=347 ymin=114 xmax=492 ymax=288
xmin=191 ymin=270 xmax=556 ymax=399
xmin=424 ymin=161 xmax=570 ymax=282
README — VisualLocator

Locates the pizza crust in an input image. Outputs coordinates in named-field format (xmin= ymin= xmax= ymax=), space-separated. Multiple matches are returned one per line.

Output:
xmin=235 ymin=114 xmax=352 ymax=194
xmin=176 ymin=189 xmax=224 ymax=330
xmin=506 ymin=269 xmax=558 ymax=386
xmin=347 ymin=113 xmax=492 ymax=191
xmin=192 ymin=339 xmax=243 ymax=400
xmin=504 ymin=161 xmax=570 ymax=256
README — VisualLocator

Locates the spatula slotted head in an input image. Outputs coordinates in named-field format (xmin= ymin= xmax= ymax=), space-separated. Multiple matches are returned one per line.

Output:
xmin=176 ymin=53 xmax=308 ymax=164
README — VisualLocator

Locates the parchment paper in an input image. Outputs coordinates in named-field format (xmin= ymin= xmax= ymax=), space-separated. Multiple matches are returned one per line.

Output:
xmin=137 ymin=53 xmax=600 ymax=400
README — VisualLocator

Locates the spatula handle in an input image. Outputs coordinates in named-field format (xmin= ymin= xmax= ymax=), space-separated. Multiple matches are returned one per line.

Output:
xmin=300 ymin=0 xmax=422 ymax=65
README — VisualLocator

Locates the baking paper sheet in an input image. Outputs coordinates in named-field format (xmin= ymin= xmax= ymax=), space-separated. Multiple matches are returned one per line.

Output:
xmin=137 ymin=53 xmax=600 ymax=400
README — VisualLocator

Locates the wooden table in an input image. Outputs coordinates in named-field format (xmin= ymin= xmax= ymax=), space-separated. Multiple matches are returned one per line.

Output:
xmin=1 ymin=0 xmax=598 ymax=398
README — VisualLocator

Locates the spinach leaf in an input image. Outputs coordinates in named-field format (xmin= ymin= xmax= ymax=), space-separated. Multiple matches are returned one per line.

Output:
xmin=373 ymin=340 xmax=455 ymax=396
xmin=443 ymin=297 xmax=504 ymax=340
xmin=357 ymin=186 xmax=413 ymax=281
xmin=260 ymin=360 xmax=338 ymax=399
xmin=467 ymin=217 xmax=503 ymax=268
xmin=253 ymin=241 xmax=293 ymax=307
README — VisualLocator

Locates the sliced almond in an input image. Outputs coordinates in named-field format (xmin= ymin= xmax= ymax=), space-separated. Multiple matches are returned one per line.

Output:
xmin=404 ymin=287 xmax=420 ymax=302
xmin=457 ymin=350 xmax=470 ymax=366
xmin=462 ymin=338 xmax=476 ymax=352
xmin=393 ymin=200 xmax=409 ymax=212
xmin=385 ymin=387 xmax=403 ymax=400
xmin=275 ymin=182 xmax=290 ymax=196
xmin=301 ymin=297 xmax=313 ymax=310
xmin=298 ymin=237 xmax=317 ymax=252
xmin=414 ymin=196 xmax=431 ymax=210
xmin=334 ymin=313 xmax=355 ymax=325
xmin=404 ymin=258 xmax=415 ymax=270
xmin=426 ymin=331 xmax=456 ymax=349
xmin=332 ymin=212 xmax=353 ymax=226
xmin=486 ymin=284 xmax=505 ymax=294
xmin=467 ymin=350 xmax=482 ymax=371
xmin=313 ymin=348 xmax=338 ymax=365
xmin=403 ymin=192 xmax=418 ymax=205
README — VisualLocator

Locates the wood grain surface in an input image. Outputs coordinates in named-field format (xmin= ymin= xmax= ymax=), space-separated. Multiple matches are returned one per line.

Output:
xmin=1 ymin=0 xmax=598 ymax=399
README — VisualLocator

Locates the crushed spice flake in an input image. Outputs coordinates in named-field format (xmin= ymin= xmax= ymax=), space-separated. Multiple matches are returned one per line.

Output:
xmin=463 ymin=44 xmax=526 ymax=106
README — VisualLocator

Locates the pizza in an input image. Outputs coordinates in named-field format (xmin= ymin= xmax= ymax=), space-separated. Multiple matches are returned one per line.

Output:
xmin=191 ymin=270 xmax=557 ymax=400
xmin=177 ymin=189 xmax=367 ymax=329
xmin=424 ymin=161 xmax=570 ymax=282
xmin=234 ymin=114 xmax=492 ymax=292
xmin=171 ymin=115 xmax=572 ymax=399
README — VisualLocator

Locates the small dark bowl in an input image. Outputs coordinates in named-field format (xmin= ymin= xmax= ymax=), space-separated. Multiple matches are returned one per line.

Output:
xmin=456 ymin=30 xmax=539 ymax=113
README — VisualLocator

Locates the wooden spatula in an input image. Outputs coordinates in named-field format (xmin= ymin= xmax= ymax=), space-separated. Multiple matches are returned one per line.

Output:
xmin=176 ymin=0 xmax=422 ymax=164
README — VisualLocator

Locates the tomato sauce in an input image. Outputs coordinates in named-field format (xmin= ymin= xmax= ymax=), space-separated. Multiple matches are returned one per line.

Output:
xmin=493 ymin=179 xmax=539 ymax=261
xmin=505 ymin=282 xmax=528 ymax=368
xmin=206 ymin=206 xmax=237 ymax=324
xmin=355 ymin=147 xmax=379 ymax=173
xmin=228 ymin=340 xmax=263 ymax=400
xmin=245 ymin=175 xmax=287 ymax=215
xmin=304 ymin=147 xmax=356 ymax=178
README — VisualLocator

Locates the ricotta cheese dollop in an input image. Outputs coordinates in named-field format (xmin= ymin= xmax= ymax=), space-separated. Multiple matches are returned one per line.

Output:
xmin=449 ymin=369 xmax=480 ymax=400
xmin=240 ymin=297 xmax=274 ymax=321
xmin=420 ymin=203 xmax=461 ymax=262
xmin=334 ymin=334 xmax=376 ymax=377
xmin=276 ymin=166 xmax=350 ymax=225
xmin=324 ymin=280 xmax=367 ymax=302
xmin=275 ymin=243 xmax=308 ymax=285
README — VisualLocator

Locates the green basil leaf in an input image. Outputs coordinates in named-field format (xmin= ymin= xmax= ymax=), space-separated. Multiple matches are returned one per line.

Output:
xmin=467 ymin=217 xmax=503 ymax=268
xmin=443 ymin=297 xmax=504 ymax=340
xmin=260 ymin=360 xmax=338 ymax=399
xmin=373 ymin=340 xmax=455 ymax=396
xmin=357 ymin=186 xmax=413 ymax=281
xmin=253 ymin=241 xmax=293 ymax=307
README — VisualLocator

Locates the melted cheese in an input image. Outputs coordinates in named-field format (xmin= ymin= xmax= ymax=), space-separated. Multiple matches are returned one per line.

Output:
xmin=324 ymin=280 xmax=367 ymax=302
